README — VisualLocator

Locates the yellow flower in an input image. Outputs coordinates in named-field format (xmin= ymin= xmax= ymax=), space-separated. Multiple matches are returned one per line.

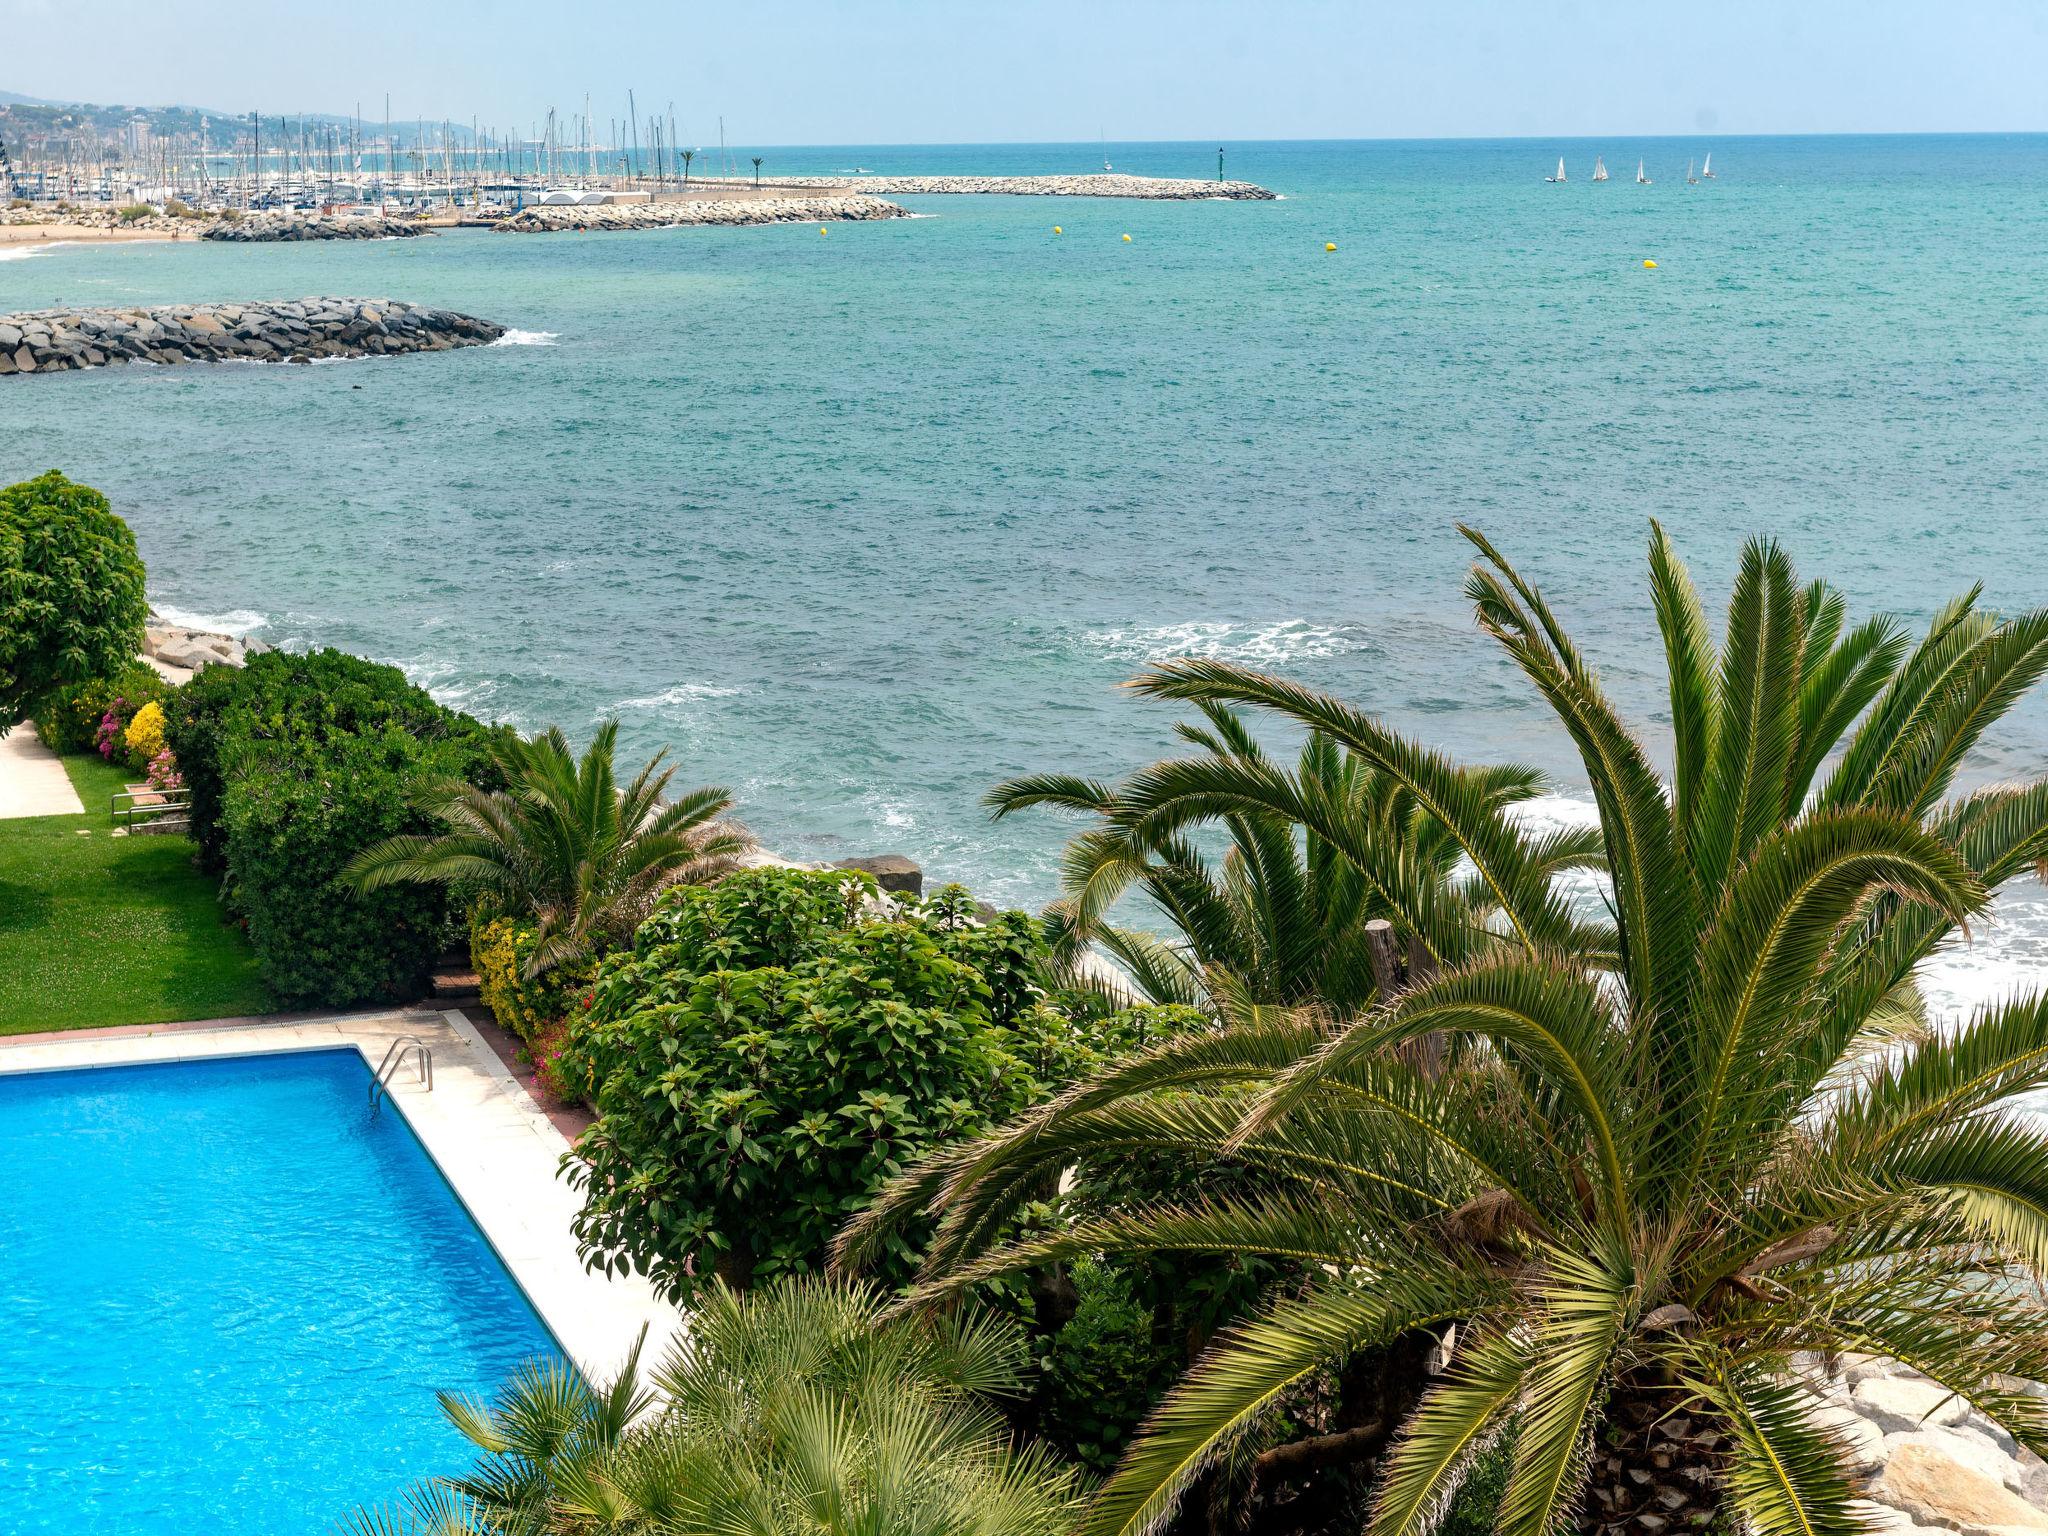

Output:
xmin=124 ymin=700 xmax=166 ymax=766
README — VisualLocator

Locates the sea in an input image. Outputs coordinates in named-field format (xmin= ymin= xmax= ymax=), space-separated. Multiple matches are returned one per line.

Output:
xmin=4 ymin=135 xmax=2046 ymax=1018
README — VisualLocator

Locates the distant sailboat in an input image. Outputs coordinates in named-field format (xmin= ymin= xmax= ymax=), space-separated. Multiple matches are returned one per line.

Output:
xmin=1592 ymin=156 xmax=1609 ymax=182
xmin=1545 ymin=156 xmax=1566 ymax=183
xmin=1636 ymin=159 xmax=1652 ymax=185
xmin=1686 ymin=158 xmax=1699 ymax=185
xmin=1701 ymin=152 xmax=1714 ymax=179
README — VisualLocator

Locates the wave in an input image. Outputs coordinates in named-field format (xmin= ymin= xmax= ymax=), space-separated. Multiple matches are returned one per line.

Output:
xmin=150 ymin=602 xmax=269 ymax=636
xmin=490 ymin=329 xmax=558 ymax=347
xmin=1081 ymin=619 xmax=1374 ymax=665
xmin=612 ymin=682 xmax=743 ymax=712
xmin=0 ymin=246 xmax=43 ymax=262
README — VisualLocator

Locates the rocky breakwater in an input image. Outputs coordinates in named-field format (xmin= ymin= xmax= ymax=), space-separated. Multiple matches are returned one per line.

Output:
xmin=1798 ymin=1356 xmax=2048 ymax=1536
xmin=202 ymin=214 xmax=425 ymax=242
xmin=495 ymin=194 xmax=912 ymax=233
xmin=783 ymin=173 xmax=1277 ymax=200
xmin=0 ymin=298 xmax=505 ymax=375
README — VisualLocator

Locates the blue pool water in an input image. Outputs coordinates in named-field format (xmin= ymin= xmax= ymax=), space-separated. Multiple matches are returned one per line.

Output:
xmin=0 ymin=1049 xmax=559 ymax=1532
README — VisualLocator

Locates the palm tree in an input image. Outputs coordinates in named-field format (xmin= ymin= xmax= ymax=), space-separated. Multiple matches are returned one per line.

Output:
xmin=989 ymin=698 xmax=1603 ymax=1018
xmin=752 ymin=154 xmax=763 ymax=187
xmin=680 ymin=146 xmax=694 ymax=188
xmin=344 ymin=1278 xmax=1086 ymax=1536
xmin=345 ymin=720 xmax=750 ymax=976
xmin=844 ymin=525 xmax=2048 ymax=1536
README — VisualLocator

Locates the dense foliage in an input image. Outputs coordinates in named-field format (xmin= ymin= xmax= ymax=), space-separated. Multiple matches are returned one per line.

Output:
xmin=346 ymin=1278 xmax=1086 ymax=1536
xmin=163 ymin=648 xmax=507 ymax=1006
xmin=469 ymin=915 xmax=596 ymax=1043
xmin=33 ymin=659 xmax=169 ymax=756
xmin=347 ymin=720 xmax=749 ymax=978
xmin=560 ymin=867 xmax=1161 ymax=1302
xmin=0 ymin=471 xmax=149 ymax=731
xmin=851 ymin=527 xmax=2048 ymax=1536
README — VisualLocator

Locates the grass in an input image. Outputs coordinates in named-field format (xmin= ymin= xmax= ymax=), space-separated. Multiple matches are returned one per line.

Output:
xmin=0 ymin=747 xmax=272 ymax=1034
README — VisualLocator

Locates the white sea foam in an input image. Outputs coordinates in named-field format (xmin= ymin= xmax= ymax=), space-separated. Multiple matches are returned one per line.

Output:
xmin=491 ymin=329 xmax=558 ymax=347
xmin=0 ymin=246 xmax=43 ymax=262
xmin=151 ymin=603 xmax=269 ymax=636
xmin=1083 ymin=619 xmax=1373 ymax=665
xmin=613 ymin=682 xmax=743 ymax=712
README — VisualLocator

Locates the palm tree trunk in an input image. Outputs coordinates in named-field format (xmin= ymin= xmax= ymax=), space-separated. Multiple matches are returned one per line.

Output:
xmin=1578 ymin=1383 xmax=1728 ymax=1536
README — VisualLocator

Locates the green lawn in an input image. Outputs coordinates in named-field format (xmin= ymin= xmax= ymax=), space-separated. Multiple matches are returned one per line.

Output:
xmin=0 ymin=749 xmax=272 ymax=1034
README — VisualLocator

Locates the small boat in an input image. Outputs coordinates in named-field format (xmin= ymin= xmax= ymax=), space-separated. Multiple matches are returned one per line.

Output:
xmin=1545 ymin=156 xmax=1566 ymax=183
xmin=1701 ymin=152 xmax=1714 ymax=179
xmin=1636 ymin=159 xmax=1652 ymax=185
xmin=1686 ymin=158 xmax=1699 ymax=185
xmin=1592 ymin=157 xmax=1609 ymax=182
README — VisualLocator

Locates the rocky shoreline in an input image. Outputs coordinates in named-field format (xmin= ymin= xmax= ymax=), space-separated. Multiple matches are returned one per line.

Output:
xmin=778 ymin=172 xmax=1277 ymax=200
xmin=202 ymin=215 xmax=424 ymax=242
xmin=0 ymin=298 xmax=504 ymax=375
xmin=494 ymin=195 xmax=913 ymax=233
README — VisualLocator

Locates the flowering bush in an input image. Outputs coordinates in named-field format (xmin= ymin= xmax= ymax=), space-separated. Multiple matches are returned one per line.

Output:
xmin=95 ymin=704 xmax=127 ymax=760
xmin=123 ymin=700 xmax=167 ymax=768
xmin=144 ymin=748 xmax=182 ymax=793
xmin=34 ymin=661 xmax=170 ymax=756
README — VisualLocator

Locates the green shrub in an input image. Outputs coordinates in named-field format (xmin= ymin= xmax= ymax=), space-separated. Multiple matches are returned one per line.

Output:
xmin=223 ymin=722 xmax=480 ymax=1006
xmin=0 ymin=471 xmax=149 ymax=728
xmin=117 ymin=204 xmax=154 ymax=222
xmin=1032 ymin=1259 xmax=1181 ymax=1475
xmin=34 ymin=660 xmax=169 ymax=755
xmin=167 ymin=648 xmax=502 ymax=872
xmin=162 ymin=648 xmax=507 ymax=1006
xmin=470 ymin=913 xmax=596 ymax=1042
xmin=561 ymin=867 xmax=1099 ymax=1302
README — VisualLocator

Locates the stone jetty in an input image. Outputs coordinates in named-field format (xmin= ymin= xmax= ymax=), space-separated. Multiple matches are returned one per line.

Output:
xmin=495 ymin=195 xmax=913 ymax=233
xmin=202 ymin=215 xmax=424 ymax=242
xmin=777 ymin=173 xmax=1277 ymax=200
xmin=0 ymin=298 xmax=504 ymax=375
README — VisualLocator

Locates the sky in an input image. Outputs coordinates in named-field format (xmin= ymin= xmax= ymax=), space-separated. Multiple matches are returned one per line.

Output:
xmin=3 ymin=0 xmax=2045 ymax=144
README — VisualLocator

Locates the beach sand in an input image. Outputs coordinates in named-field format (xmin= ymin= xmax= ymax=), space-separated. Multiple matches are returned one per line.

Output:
xmin=0 ymin=223 xmax=187 ymax=249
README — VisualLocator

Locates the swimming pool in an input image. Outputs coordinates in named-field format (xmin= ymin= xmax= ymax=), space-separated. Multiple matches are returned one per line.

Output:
xmin=0 ymin=1048 xmax=561 ymax=1532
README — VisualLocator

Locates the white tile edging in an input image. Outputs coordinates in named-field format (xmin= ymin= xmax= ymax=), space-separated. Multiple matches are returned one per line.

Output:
xmin=0 ymin=1009 xmax=681 ymax=1384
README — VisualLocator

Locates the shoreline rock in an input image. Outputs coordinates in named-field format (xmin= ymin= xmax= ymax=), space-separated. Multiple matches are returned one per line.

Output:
xmin=0 ymin=298 xmax=505 ymax=376
xmin=202 ymin=216 xmax=424 ymax=243
xmin=494 ymin=195 xmax=913 ymax=233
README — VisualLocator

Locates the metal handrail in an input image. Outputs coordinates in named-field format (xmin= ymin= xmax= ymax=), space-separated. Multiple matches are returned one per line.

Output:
xmin=369 ymin=1035 xmax=434 ymax=1108
xmin=110 ymin=785 xmax=192 ymax=826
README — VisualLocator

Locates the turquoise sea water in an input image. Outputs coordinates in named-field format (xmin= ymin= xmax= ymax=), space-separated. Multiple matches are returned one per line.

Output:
xmin=0 ymin=1050 xmax=559 ymax=1532
xmin=3 ymin=136 xmax=2046 ymax=1004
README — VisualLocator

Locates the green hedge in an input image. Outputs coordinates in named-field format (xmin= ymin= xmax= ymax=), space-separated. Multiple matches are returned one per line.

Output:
xmin=163 ymin=648 xmax=508 ymax=1007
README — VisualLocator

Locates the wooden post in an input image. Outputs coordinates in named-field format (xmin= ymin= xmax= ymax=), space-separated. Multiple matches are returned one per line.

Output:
xmin=1364 ymin=918 xmax=1403 ymax=999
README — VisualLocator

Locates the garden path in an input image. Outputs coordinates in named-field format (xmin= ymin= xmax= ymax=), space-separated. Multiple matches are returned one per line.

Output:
xmin=0 ymin=726 xmax=84 ymax=818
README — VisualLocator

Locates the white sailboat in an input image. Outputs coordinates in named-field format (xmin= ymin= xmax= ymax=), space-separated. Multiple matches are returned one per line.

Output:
xmin=1701 ymin=152 xmax=1714 ymax=179
xmin=1686 ymin=158 xmax=1699 ymax=185
xmin=1636 ymin=159 xmax=1652 ymax=185
xmin=1545 ymin=156 xmax=1566 ymax=183
xmin=1592 ymin=156 xmax=1609 ymax=182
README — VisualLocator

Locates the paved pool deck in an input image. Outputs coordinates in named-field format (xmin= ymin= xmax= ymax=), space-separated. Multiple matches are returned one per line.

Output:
xmin=0 ymin=1005 xmax=680 ymax=1382
xmin=0 ymin=726 xmax=85 ymax=818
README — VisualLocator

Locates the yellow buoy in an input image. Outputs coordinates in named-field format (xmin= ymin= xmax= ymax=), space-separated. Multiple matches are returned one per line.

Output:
xmin=1053 ymin=225 xmax=1062 ymax=234
xmin=1643 ymin=258 xmax=1657 ymax=268
xmin=1325 ymin=242 xmax=1337 ymax=252
xmin=819 ymin=226 xmax=828 ymax=235
xmin=1122 ymin=233 xmax=1132 ymax=242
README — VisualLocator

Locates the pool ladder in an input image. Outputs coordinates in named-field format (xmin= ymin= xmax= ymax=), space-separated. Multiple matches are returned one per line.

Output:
xmin=369 ymin=1035 xmax=434 ymax=1110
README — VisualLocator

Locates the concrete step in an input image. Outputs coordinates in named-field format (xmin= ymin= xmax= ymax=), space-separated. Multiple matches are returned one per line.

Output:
xmin=429 ymin=969 xmax=481 ymax=1004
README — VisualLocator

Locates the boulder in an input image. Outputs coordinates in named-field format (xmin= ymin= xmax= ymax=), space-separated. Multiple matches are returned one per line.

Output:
xmin=1856 ymin=1377 xmax=1975 ymax=1434
xmin=1886 ymin=1429 xmax=2032 ymax=1496
xmin=1814 ymin=1403 xmax=1888 ymax=1474
xmin=1878 ymin=1441 xmax=2048 ymax=1536
xmin=832 ymin=854 xmax=924 ymax=896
